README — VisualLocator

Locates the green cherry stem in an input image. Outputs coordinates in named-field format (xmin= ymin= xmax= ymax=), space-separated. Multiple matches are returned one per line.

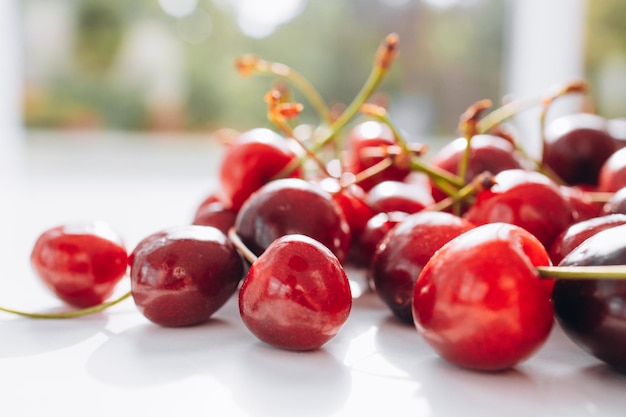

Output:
xmin=0 ymin=291 xmax=132 ymax=319
xmin=537 ymin=265 xmax=626 ymax=280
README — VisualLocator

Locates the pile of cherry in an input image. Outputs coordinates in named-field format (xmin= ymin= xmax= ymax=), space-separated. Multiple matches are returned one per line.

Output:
xmin=12 ymin=33 xmax=626 ymax=373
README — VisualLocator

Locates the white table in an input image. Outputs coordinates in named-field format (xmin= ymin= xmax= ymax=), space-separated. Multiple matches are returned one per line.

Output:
xmin=0 ymin=132 xmax=624 ymax=417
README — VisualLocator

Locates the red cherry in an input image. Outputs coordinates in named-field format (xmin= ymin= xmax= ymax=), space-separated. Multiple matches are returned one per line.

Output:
xmin=598 ymin=147 xmax=626 ymax=192
xmin=559 ymin=185 xmax=603 ymax=222
xmin=412 ymin=222 xmax=554 ymax=371
xmin=344 ymin=120 xmax=410 ymax=191
xmin=549 ymin=213 xmax=626 ymax=265
xmin=129 ymin=225 xmax=244 ymax=327
xmin=371 ymin=211 xmax=474 ymax=324
xmin=429 ymin=134 xmax=525 ymax=203
xmin=543 ymin=113 xmax=616 ymax=186
xmin=238 ymin=234 xmax=352 ymax=351
xmin=463 ymin=169 xmax=575 ymax=249
xmin=367 ymin=180 xmax=435 ymax=214
xmin=218 ymin=128 xmax=302 ymax=211
xmin=235 ymin=178 xmax=351 ymax=264
xmin=349 ymin=211 xmax=407 ymax=268
xmin=192 ymin=193 xmax=238 ymax=235
xmin=30 ymin=221 xmax=128 ymax=308
xmin=601 ymin=186 xmax=626 ymax=215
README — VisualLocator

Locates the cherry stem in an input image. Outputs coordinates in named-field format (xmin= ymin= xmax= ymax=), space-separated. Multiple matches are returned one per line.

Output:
xmin=537 ymin=265 xmax=626 ymax=280
xmin=228 ymin=227 xmax=258 ymax=264
xmin=425 ymin=171 xmax=494 ymax=213
xmin=236 ymin=54 xmax=332 ymax=124
xmin=273 ymin=33 xmax=400 ymax=179
xmin=0 ymin=291 xmax=132 ymax=319
xmin=458 ymin=99 xmax=492 ymax=184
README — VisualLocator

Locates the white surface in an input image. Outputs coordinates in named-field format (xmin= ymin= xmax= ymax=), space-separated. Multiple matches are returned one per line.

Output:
xmin=0 ymin=133 xmax=625 ymax=417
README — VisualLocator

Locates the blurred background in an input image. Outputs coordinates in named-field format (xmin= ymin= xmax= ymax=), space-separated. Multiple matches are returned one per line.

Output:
xmin=17 ymin=0 xmax=625 ymax=140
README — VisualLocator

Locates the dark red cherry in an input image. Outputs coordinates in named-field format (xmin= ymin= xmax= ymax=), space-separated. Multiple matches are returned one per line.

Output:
xmin=559 ymin=185 xmax=603 ymax=222
xmin=549 ymin=213 xmax=626 ymax=265
xmin=30 ymin=221 xmax=128 ymax=308
xmin=235 ymin=178 xmax=351 ymax=263
xmin=463 ymin=169 xmax=574 ymax=249
xmin=349 ymin=211 xmax=407 ymax=268
xmin=598 ymin=147 xmax=626 ymax=192
xmin=602 ymin=186 xmax=626 ymax=215
xmin=239 ymin=234 xmax=352 ymax=351
xmin=218 ymin=128 xmax=302 ymax=211
xmin=367 ymin=180 xmax=435 ymax=214
xmin=129 ymin=225 xmax=244 ymax=327
xmin=344 ymin=120 xmax=410 ymax=191
xmin=543 ymin=113 xmax=616 ymax=186
xmin=192 ymin=193 xmax=238 ymax=235
xmin=371 ymin=211 xmax=474 ymax=324
xmin=429 ymin=134 xmax=525 ymax=203
xmin=552 ymin=223 xmax=626 ymax=373
xmin=413 ymin=222 xmax=554 ymax=371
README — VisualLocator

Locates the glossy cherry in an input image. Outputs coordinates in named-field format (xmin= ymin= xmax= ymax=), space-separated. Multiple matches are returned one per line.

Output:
xmin=344 ymin=120 xmax=410 ymax=191
xmin=601 ymin=186 xmax=626 ymax=215
xmin=371 ymin=211 xmax=474 ymax=324
xmin=598 ymin=147 xmax=626 ymax=192
xmin=429 ymin=134 xmax=525 ymax=203
xmin=129 ymin=225 xmax=244 ymax=327
xmin=367 ymin=180 xmax=435 ymax=214
xmin=192 ymin=192 xmax=238 ymax=235
xmin=463 ymin=169 xmax=574 ymax=250
xmin=543 ymin=113 xmax=616 ymax=186
xmin=413 ymin=222 xmax=554 ymax=371
xmin=218 ymin=128 xmax=302 ymax=211
xmin=552 ymin=223 xmax=626 ymax=373
xmin=235 ymin=178 xmax=351 ymax=263
xmin=30 ymin=221 xmax=128 ymax=308
xmin=349 ymin=211 xmax=407 ymax=268
xmin=238 ymin=234 xmax=352 ymax=351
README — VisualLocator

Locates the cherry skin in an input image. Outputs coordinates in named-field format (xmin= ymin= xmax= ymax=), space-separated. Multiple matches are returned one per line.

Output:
xmin=559 ymin=185 xmax=603 ymax=223
xmin=552 ymin=223 xmax=626 ymax=373
xmin=30 ymin=221 xmax=128 ymax=308
xmin=601 ymin=186 xmax=626 ymax=215
xmin=367 ymin=180 xmax=435 ymax=214
xmin=463 ymin=169 xmax=575 ymax=250
xmin=370 ymin=211 xmax=474 ymax=324
xmin=412 ymin=222 xmax=554 ymax=371
xmin=235 ymin=178 xmax=351 ymax=264
xmin=192 ymin=193 xmax=238 ymax=235
xmin=129 ymin=225 xmax=244 ymax=327
xmin=429 ymin=134 xmax=525 ymax=203
xmin=349 ymin=211 xmax=407 ymax=268
xmin=549 ymin=213 xmax=626 ymax=265
xmin=344 ymin=120 xmax=410 ymax=191
xmin=543 ymin=113 xmax=616 ymax=186
xmin=598 ymin=147 xmax=626 ymax=192
xmin=218 ymin=128 xmax=302 ymax=211
xmin=238 ymin=234 xmax=352 ymax=351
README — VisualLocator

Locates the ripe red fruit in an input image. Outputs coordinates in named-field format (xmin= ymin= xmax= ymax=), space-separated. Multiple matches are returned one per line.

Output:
xmin=350 ymin=211 xmax=407 ymax=268
xmin=129 ymin=225 xmax=244 ymax=327
xmin=30 ymin=221 xmax=128 ymax=308
xmin=239 ymin=234 xmax=352 ymax=351
xmin=543 ymin=113 xmax=616 ymax=186
xmin=192 ymin=193 xmax=238 ymax=235
xmin=367 ymin=180 xmax=435 ymax=214
xmin=218 ymin=128 xmax=302 ymax=211
xmin=371 ymin=211 xmax=474 ymax=324
xmin=463 ymin=169 xmax=574 ymax=249
xmin=235 ymin=178 xmax=351 ymax=263
xmin=412 ymin=222 xmax=554 ymax=371
xmin=598 ymin=147 xmax=626 ymax=192
xmin=552 ymin=224 xmax=626 ymax=373
xmin=344 ymin=120 xmax=410 ymax=191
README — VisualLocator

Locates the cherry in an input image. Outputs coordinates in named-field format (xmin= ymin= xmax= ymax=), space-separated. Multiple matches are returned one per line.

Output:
xmin=192 ymin=193 xmax=238 ymax=235
xmin=601 ymin=186 xmax=626 ymax=215
xmin=129 ymin=225 xmax=244 ymax=327
xmin=218 ymin=128 xmax=303 ymax=211
xmin=598 ymin=147 xmax=626 ymax=192
xmin=463 ymin=169 xmax=575 ymax=249
xmin=235 ymin=178 xmax=351 ymax=264
xmin=429 ymin=134 xmax=525 ymax=203
xmin=238 ymin=234 xmax=352 ymax=351
xmin=552 ymin=223 xmax=626 ymax=373
xmin=30 ymin=221 xmax=128 ymax=308
xmin=412 ymin=222 xmax=554 ymax=371
xmin=549 ymin=213 xmax=626 ymax=265
xmin=370 ymin=211 xmax=474 ymax=324
xmin=559 ymin=185 xmax=603 ymax=222
xmin=344 ymin=120 xmax=410 ymax=191
xmin=349 ymin=211 xmax=407 ymax=268
xmin=542 ymin=113 xmax=616 ymax=186
xmin=366 ymin=180 xmax=435 ymax=214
